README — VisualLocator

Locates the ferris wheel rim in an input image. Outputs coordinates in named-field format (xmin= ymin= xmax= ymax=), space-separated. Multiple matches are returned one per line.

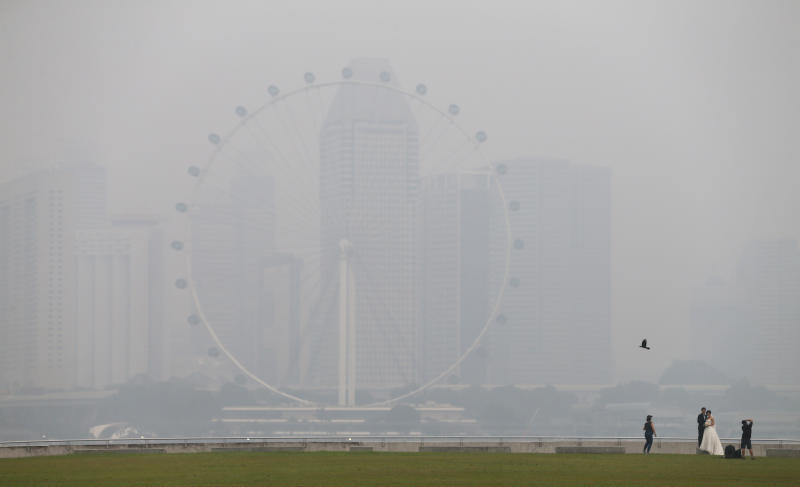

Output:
xmin=176 ymin=75 xmax=513 ymax=406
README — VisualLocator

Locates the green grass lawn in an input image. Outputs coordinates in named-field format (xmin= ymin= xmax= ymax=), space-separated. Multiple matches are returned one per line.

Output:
xmin=1 ymin=452 xmax=798 ymax=487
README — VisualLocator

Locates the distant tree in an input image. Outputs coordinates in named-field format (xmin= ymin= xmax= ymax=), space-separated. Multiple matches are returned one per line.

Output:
xmin=355 ymin=389 xmax=375 ymax=405
xmin=219 ymin=382 xmax=254 ymax=405
xmin=527 ymin=385 xmax=577 ymax=416
xmin=476 ymin=400 xmax=526 ymax=429
xmin=596 ymin=381 xmax=659 ymax=406
xmin=100 ymin=378 xmax=221 ymax=436
xmin=722 ymin=380 xmax=791 ymax=410
xmin=385 ymin=404 xmax=420 ymax=424
xmin=459 ymin=385 xmax=489 ymax=415
xmin=389 ymin=383 xmax=421 ymax=399
xmin=658 ymin=386 xmax=694 ymax=408
xmin=659 ymin=360 xmax=730 ymax=385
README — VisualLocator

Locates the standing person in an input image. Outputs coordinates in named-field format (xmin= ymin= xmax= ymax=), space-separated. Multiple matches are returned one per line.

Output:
xmin=643 ymin=415 xmax=656 ymax=454
xmin=699 ymin=409 xmax=724 ymax=456
xmin=697 ymin=407 xmax=707 ymax=447
xmin=741 ymin=419 xmax=755 ymax=459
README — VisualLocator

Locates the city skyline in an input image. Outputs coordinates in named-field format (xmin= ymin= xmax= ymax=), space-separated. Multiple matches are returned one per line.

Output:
xmin=0 ymin=81 xmax=618 ymax=395
xmin=3 ymin=0 xmax=800 ymax=391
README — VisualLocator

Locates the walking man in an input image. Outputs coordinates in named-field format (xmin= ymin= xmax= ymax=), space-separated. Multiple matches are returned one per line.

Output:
xmin=741 ymin=419 xmax=755 ymax=459
xmin=697 ymin=407 xmax=707 ymax=447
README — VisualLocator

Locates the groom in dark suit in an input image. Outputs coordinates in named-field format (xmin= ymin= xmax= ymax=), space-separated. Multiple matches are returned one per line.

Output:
xmin=697 ymin=407 xmax=707 ymax=446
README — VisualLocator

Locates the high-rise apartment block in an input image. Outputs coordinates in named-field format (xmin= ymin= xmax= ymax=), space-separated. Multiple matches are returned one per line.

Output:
xmin=0 ymin=166 xmax=106 ymax=390
xmin=0 ymin=167 xmax=165 ymax=391
xmin=74 ymin=217 xmax=165 ymax=389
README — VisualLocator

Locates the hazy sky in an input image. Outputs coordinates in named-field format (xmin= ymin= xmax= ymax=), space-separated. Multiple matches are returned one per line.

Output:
xmin=2 ymin=0 xmax=798 ymax=382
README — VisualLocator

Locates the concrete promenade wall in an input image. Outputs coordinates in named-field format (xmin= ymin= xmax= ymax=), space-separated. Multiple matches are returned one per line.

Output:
xmin=2 ymin=439 xmax=799 ymax=459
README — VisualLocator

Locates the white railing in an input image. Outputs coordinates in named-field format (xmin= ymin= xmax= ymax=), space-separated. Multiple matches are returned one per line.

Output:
xmin=2 ymin=435 xmax=799 ymax=449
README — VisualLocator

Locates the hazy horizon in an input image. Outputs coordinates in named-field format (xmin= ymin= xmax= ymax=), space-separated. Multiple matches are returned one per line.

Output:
xmin=2 ymin=0 xmax=799 ymax=391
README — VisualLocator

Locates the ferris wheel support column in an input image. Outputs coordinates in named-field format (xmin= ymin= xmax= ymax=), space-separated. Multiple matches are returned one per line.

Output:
xmin=338 ymin=239 xmax=356 ymax=406
xmin=347 ymin=264 xmax=356 ymax=406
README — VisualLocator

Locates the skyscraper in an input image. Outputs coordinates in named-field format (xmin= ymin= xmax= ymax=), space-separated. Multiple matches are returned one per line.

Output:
xmin=487 ymin=157 xmax=612 ymax=385
xmin=420 ymin=172 xmax=491 ymax=385
xmin=110 ymin=215 xmax=167 ymax=382
xmin=737 ymin=240 xmax=800 ymax=384
xmin=691 ymin=239 xmax=800 ymax=385
xmin=0 ymin=166 xmax=106 ymax=391
xmin=74 ymin=217 xmax=164 ymax=389
xmin=189 ymin=173 xmax=275 ymax=383
xmin=316 ymin=59 xmax=420 ymax=391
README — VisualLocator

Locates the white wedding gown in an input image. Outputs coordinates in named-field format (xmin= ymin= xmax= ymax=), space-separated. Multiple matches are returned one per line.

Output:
xmin=700 ymin=418 xmax=724 ymax=456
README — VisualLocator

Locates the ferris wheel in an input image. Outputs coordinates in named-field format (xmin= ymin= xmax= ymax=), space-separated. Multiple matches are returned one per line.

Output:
xmin=171 ymin=61 xmax=512 ymax=406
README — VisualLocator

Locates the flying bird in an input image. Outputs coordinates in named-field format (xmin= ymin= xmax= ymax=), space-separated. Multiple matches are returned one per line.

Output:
xmin=639 ymin=339 xmax=650 ymax=350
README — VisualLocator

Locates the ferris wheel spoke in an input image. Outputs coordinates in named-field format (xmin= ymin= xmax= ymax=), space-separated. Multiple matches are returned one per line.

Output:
xmin=238 ymin=119 xmax=314 ymax=188
xmin=294 ymin=267 xmax=339 ymax=385
xmin=274 ymin=99 xmax=319 ymax=177
xmin=349 ymin=256 xmax=415 ymax=385
xmin=249 ymin=116 xmax=306 ymax=179
xmin=309 ymin=87 xmax=330 ymax=136
xmin=407 ymin=94 xmax=429 ymax=127
xmin=417 ymin=109 xmax=449 ymax=154
xmin=409 ymin=95 xmax=445 ymax=150
xmin=419 ymin=118 xmax=460 ymax=166
xmin=426 ymin=137 xmax=480 ymax=177
xmin=302 ymin=89 xmax=326 ymax=155
xmin=349 ymin=255 xmax=415 ymax=361
xmin=356 ymin=284 xmax=412 ymax=386
xmin=239 ymin=120 xmax=297 ymax=177
xmin=300 ymin=268 xmax=338 ymax=334
xmin=216 ymin=138 xmax=283 ymax=188
xmin=252 ymin=104 xmax=314 ymax=185
xmin=291 ymin=92 xmax=323 ymax=160
xmin=223 ymin=132 xmax=322 ymax=230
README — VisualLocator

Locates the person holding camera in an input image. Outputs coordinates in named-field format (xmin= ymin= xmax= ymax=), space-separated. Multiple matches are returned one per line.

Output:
xmin=741 ymin=419 xmax=754 ymax=459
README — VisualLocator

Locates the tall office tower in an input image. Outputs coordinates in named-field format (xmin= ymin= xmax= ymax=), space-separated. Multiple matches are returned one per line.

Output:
xmin=736 ymin=240 xmax=799 ymax=384
xmin=690 ymin=240 xmax=800 ymax=385
xmin=190 ymin=174 xmax=276 ymax=383
xmin=73 ymin=216 xmax=164 ymax=388
xmin=316 ymin=59 xmax=420 ymax=390
xmin=0 ymin=166 xmax=106 ymax=391
xmin=689 ymin=276 xmax=748 ymax=378
xmin=487 ymin=157 xmax=612 ymax=385
xmin=420 ymin=172 xmax=491 ymax=385
xmin=259 ymin=253 xmax=302 ymax=386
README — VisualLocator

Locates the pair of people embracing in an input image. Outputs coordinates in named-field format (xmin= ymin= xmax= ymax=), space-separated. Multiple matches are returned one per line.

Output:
xmin=697 ymin=407 xmax=723 ymax=456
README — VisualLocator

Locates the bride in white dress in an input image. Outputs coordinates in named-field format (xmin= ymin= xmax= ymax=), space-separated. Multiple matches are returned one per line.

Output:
xmin=699 ymin=410 xmax=724 ymax=456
